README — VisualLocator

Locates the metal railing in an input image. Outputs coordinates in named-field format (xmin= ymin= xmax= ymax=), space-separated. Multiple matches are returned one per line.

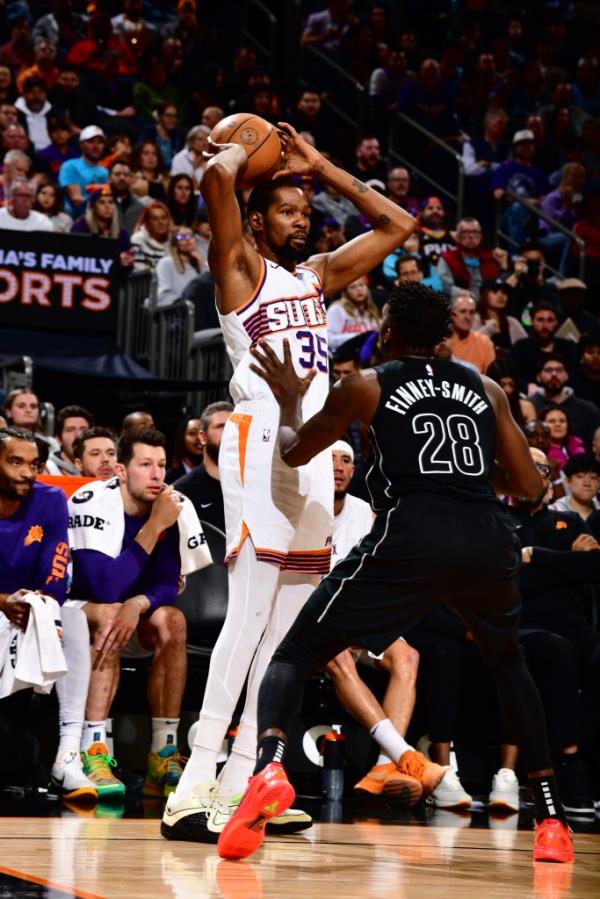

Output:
xmin=241 ymin=0 xmax=278 ymax=80
xmin=150 ymin=300 xmax=195 ymax=380
xmin=494 ymin=192 xmax=586 ymax=281
xmin=190 ymin=329 xmax=232 ymax=410
xmin=117 ymin=270 xmax=153 ymax=367
xmin=299 ymin=45 xmax=367 ymax=131
xmin=389 ymin=113 xmax=465 ymax=220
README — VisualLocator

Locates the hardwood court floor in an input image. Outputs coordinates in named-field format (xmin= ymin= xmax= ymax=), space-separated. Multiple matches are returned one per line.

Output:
xmin=0 ymin=816 xmax=598 ymax=899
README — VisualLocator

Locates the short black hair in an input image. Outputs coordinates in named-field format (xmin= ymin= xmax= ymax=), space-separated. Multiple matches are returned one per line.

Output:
xmin=0 ymin=426 xmax=37 ymax=453
xmin=531 ymin=300 xmax=558 ymax=318
xmin=537 ymin=352 xmax=567 ymax=372
xmin=386 ymin=283 xmax=452 ymax=349
xmin=578 ymin=333 xmax=600 ymax=355
xmin=247 ymin=175 xmax=302 ymax=219
xmin=332 ymin=342 xmax=361 ymax=364
xmin=117 ymin=427 xmax=165 ymax=465
xmin=564 ymin=453 xmax=600 ymax=478
xmin=396 ymin=253 xmax=425 ymax=275
xmin=73 ymin=426 xmax=117 ymax=462
xmin=56 ymin=405 xmax=94 ymax=435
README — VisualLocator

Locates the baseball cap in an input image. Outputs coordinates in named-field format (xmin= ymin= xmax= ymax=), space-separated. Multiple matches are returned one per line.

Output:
xmin=79 ymin=125 xmax=105 ymax=142
xmin=512 ymin=129 xmax=535 ymax=144
xmin=331 ymin=440 xmax=354 ymax=462
xmin=558 ymin=277 xmax=587 ymax=291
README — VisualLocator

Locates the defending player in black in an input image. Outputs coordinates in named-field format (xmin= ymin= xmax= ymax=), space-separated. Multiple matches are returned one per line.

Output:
xmin=217 ymin=282 xmax=573 ymax=864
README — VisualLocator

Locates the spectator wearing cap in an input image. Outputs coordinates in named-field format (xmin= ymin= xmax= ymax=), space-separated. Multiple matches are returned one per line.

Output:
xmin=58 ymin=124 xmax=108 ymax=217
xmin=16 ymin=36 xmax=59 ymax=93
xmin=418 ymin=196 xmax=455 ymax=271
xmin=0 ymin=177 xmax=52 ymax=232
xmin=14 ymin=77 xmax=55 ymax=151
xmin=555 ymin=278 xmax=600 ymax=342
xmin=448 ymin=290 xmax=496 ymax=374
xmin=530 ymin=352 xmax=600 ymax=446
xmin=473 ymin=279 xmax=527 ymax=349
xmin=571 ymin=335 xmax=600 ymax=408
xmin=492 ymin=129 xmax=549 ymax=246
xmin=70 ymin=186 xmax=133 ymax=266
xmin=437 ymin=217 xmax=501 ymax=299
xmin=551 ymin=455 xmax=600 ymax=520
xmin=170 ymin=125 xmax=210 ymax=189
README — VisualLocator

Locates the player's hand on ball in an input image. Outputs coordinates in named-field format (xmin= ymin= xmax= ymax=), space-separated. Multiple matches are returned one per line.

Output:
xmin=250 ymin=338 xmax=316 ymax=403
xmin=276 ymin=122 xmax=323 ymax=176
xmin=203 ymin=138 xmax=248 ymax=167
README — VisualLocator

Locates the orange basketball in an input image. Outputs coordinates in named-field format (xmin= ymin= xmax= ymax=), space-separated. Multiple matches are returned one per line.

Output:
xmin=210 ymin=113 xmax=282 ymax=188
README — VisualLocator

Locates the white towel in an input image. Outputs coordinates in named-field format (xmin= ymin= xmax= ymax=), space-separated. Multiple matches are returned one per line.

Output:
xmin=68 ymin=477 xmax=211 ymax=575
xmin=0 ymin=593 xmax=67 ymax=698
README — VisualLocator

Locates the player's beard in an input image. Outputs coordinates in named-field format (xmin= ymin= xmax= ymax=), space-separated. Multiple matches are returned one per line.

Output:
xmin=278 ymin=236 xmax=306 ymax=263
xmin=334 ymin=489 xmax=348 ymax=502
xmin=0 ymin=472 xmax=34 ymax=501
xmin=204 ymin=439 xmax=220 ymax=465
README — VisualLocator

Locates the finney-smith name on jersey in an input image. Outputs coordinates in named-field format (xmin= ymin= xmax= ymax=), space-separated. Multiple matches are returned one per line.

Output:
xmin=385 ymin=379 xmax=489 ymax=417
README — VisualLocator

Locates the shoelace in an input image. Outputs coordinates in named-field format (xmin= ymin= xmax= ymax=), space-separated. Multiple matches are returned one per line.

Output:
xmin=165 ymin=752 xmax=186 ymax=781
xmin=401 ymin=751 xmax=426 ymax=779
xmin=85 ymin=751 xmax=118 ymax=779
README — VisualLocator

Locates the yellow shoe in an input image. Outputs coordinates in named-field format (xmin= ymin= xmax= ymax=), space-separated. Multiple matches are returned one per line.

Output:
xmin=354 ymin=762 xmax=423 ymax=805
xmin=397 ymin=750 xmax=447 ymax=797
xmin=144 ymin=745 xmax=186 ymax=798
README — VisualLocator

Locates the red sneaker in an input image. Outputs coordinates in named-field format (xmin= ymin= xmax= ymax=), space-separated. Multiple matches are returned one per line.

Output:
xmin=533 ymin=818 xmax=574 ymax=863
xmin=217 ymin=763 xmax=295 ymax=860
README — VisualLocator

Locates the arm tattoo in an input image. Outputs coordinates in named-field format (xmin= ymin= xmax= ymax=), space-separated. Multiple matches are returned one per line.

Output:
xmin=351 ymin=178 xmax=369 ymax=194
xmin=378 ymin=214 xmax=391 ymax=225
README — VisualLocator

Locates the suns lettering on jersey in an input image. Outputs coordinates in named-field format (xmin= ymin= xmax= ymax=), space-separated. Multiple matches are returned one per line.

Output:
xmin=266 ymin=294 xmax=327 ymax=332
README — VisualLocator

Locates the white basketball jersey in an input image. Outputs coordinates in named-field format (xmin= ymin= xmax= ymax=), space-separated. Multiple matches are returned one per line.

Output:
xmin=218 ymin=256 xmax=329 ymax=418
xmin=331 ymin=493 xmax=374 ymax=568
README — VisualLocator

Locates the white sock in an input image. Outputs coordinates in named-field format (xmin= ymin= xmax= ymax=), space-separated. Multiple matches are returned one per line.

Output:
xmin=369 ymin=719 xmax=413 ymax=763
xmin=81 ymin=720 xmax=107 ymax=751
xmin=151 ymin=718 xmax=180 ymax=752
xmin=56 ymin=720 xmax=83 ymax=760
xmin=376 ymin=751 xmax=392 ymax=766
xmin=218 ymin=747 xmax=255 ymax=798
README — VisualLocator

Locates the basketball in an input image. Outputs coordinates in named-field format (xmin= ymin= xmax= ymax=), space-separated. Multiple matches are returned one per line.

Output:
xmin=210 ymin=113 xmax=282 ymax=188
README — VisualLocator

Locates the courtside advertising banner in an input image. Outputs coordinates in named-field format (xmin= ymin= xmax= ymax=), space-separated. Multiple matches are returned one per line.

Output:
xmin=0 ymin=232 xmax=120 ymax=334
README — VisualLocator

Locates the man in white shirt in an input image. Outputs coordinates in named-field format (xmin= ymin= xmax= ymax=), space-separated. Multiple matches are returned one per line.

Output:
xmin=0 ymin=177 xmax=52 ymax=231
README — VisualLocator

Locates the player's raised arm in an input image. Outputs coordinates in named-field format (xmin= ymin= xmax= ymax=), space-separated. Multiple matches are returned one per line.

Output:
xmin=200 ymin=140 xmax=263 ymax=313
xmin=250 ymin=338 xmax=379 ymax=466
xmin=482 ymin=377 xmax=544 ymax=498
xmin=276 ymin=123 xmax=416 ymax=294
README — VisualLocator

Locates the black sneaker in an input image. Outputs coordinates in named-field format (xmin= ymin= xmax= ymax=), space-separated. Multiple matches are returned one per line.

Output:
xmin=555 ymin=755 xmax=596 ymax=817
xmin=160 ymin=780 xmax=220 ymax=842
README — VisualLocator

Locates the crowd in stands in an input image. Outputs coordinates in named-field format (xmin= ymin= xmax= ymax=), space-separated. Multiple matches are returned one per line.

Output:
xmin=1 ymin=0 xmax=600 ymax=819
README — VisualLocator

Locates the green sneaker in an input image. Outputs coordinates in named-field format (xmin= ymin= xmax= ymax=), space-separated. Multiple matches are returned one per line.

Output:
xmin=144 ymin=745 xmax=186 ymax=798
xmin=81 ymin=742 xmax=126 ymax=799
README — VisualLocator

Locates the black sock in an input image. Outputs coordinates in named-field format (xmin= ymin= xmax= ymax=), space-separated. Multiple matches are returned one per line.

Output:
xmin=529 ymin=773 xmax=568 ymax=826
xmin=254 ymin=736 xmax=286 ymax=776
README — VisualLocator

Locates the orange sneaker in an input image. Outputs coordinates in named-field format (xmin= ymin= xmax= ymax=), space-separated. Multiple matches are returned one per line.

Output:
xmin=354 ymin=762 xmax=423 ymax=805
xmin=533 ymin=818 xmax=574 ymax=863
xmin=397 ymin=750 xmax=447 ymax=796
xmin=217 ymin=763 xmax=295 ymax=861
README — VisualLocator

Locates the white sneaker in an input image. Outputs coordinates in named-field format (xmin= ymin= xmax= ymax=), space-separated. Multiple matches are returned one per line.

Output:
xmin=160 ymin=779 xmax=219 ymax=843
xmin=488 ymin=768 xmax=520 ymax=812
xmin=267 ymin=806 xmax=313 ymax=834
xmin=51 ymin=750 xmax=98 ymax=801
xmin=431 ymin=769 xmax=472 ymax=809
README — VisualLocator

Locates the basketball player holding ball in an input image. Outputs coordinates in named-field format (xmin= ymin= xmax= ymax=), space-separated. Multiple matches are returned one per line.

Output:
xmin=162 ymin=121 xmax=416 ymax=841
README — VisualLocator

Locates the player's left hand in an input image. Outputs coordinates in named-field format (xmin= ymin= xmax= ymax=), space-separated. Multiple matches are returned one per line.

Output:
xmin=93 ymin=602 xmax=141 ymax=664
xmin=250 ymin=338 xmax=316 ymax=403
xmin=276 ymin=122 xmax=323 ymax=176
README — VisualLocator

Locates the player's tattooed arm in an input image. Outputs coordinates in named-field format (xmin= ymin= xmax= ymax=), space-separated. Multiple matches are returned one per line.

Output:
xmin=351 ymin=178 xmax=369 ymax=194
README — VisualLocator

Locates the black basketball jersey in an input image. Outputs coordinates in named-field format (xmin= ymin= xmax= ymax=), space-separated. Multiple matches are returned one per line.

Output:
xmin=366 ymin=357 xmax=498 ymax=509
